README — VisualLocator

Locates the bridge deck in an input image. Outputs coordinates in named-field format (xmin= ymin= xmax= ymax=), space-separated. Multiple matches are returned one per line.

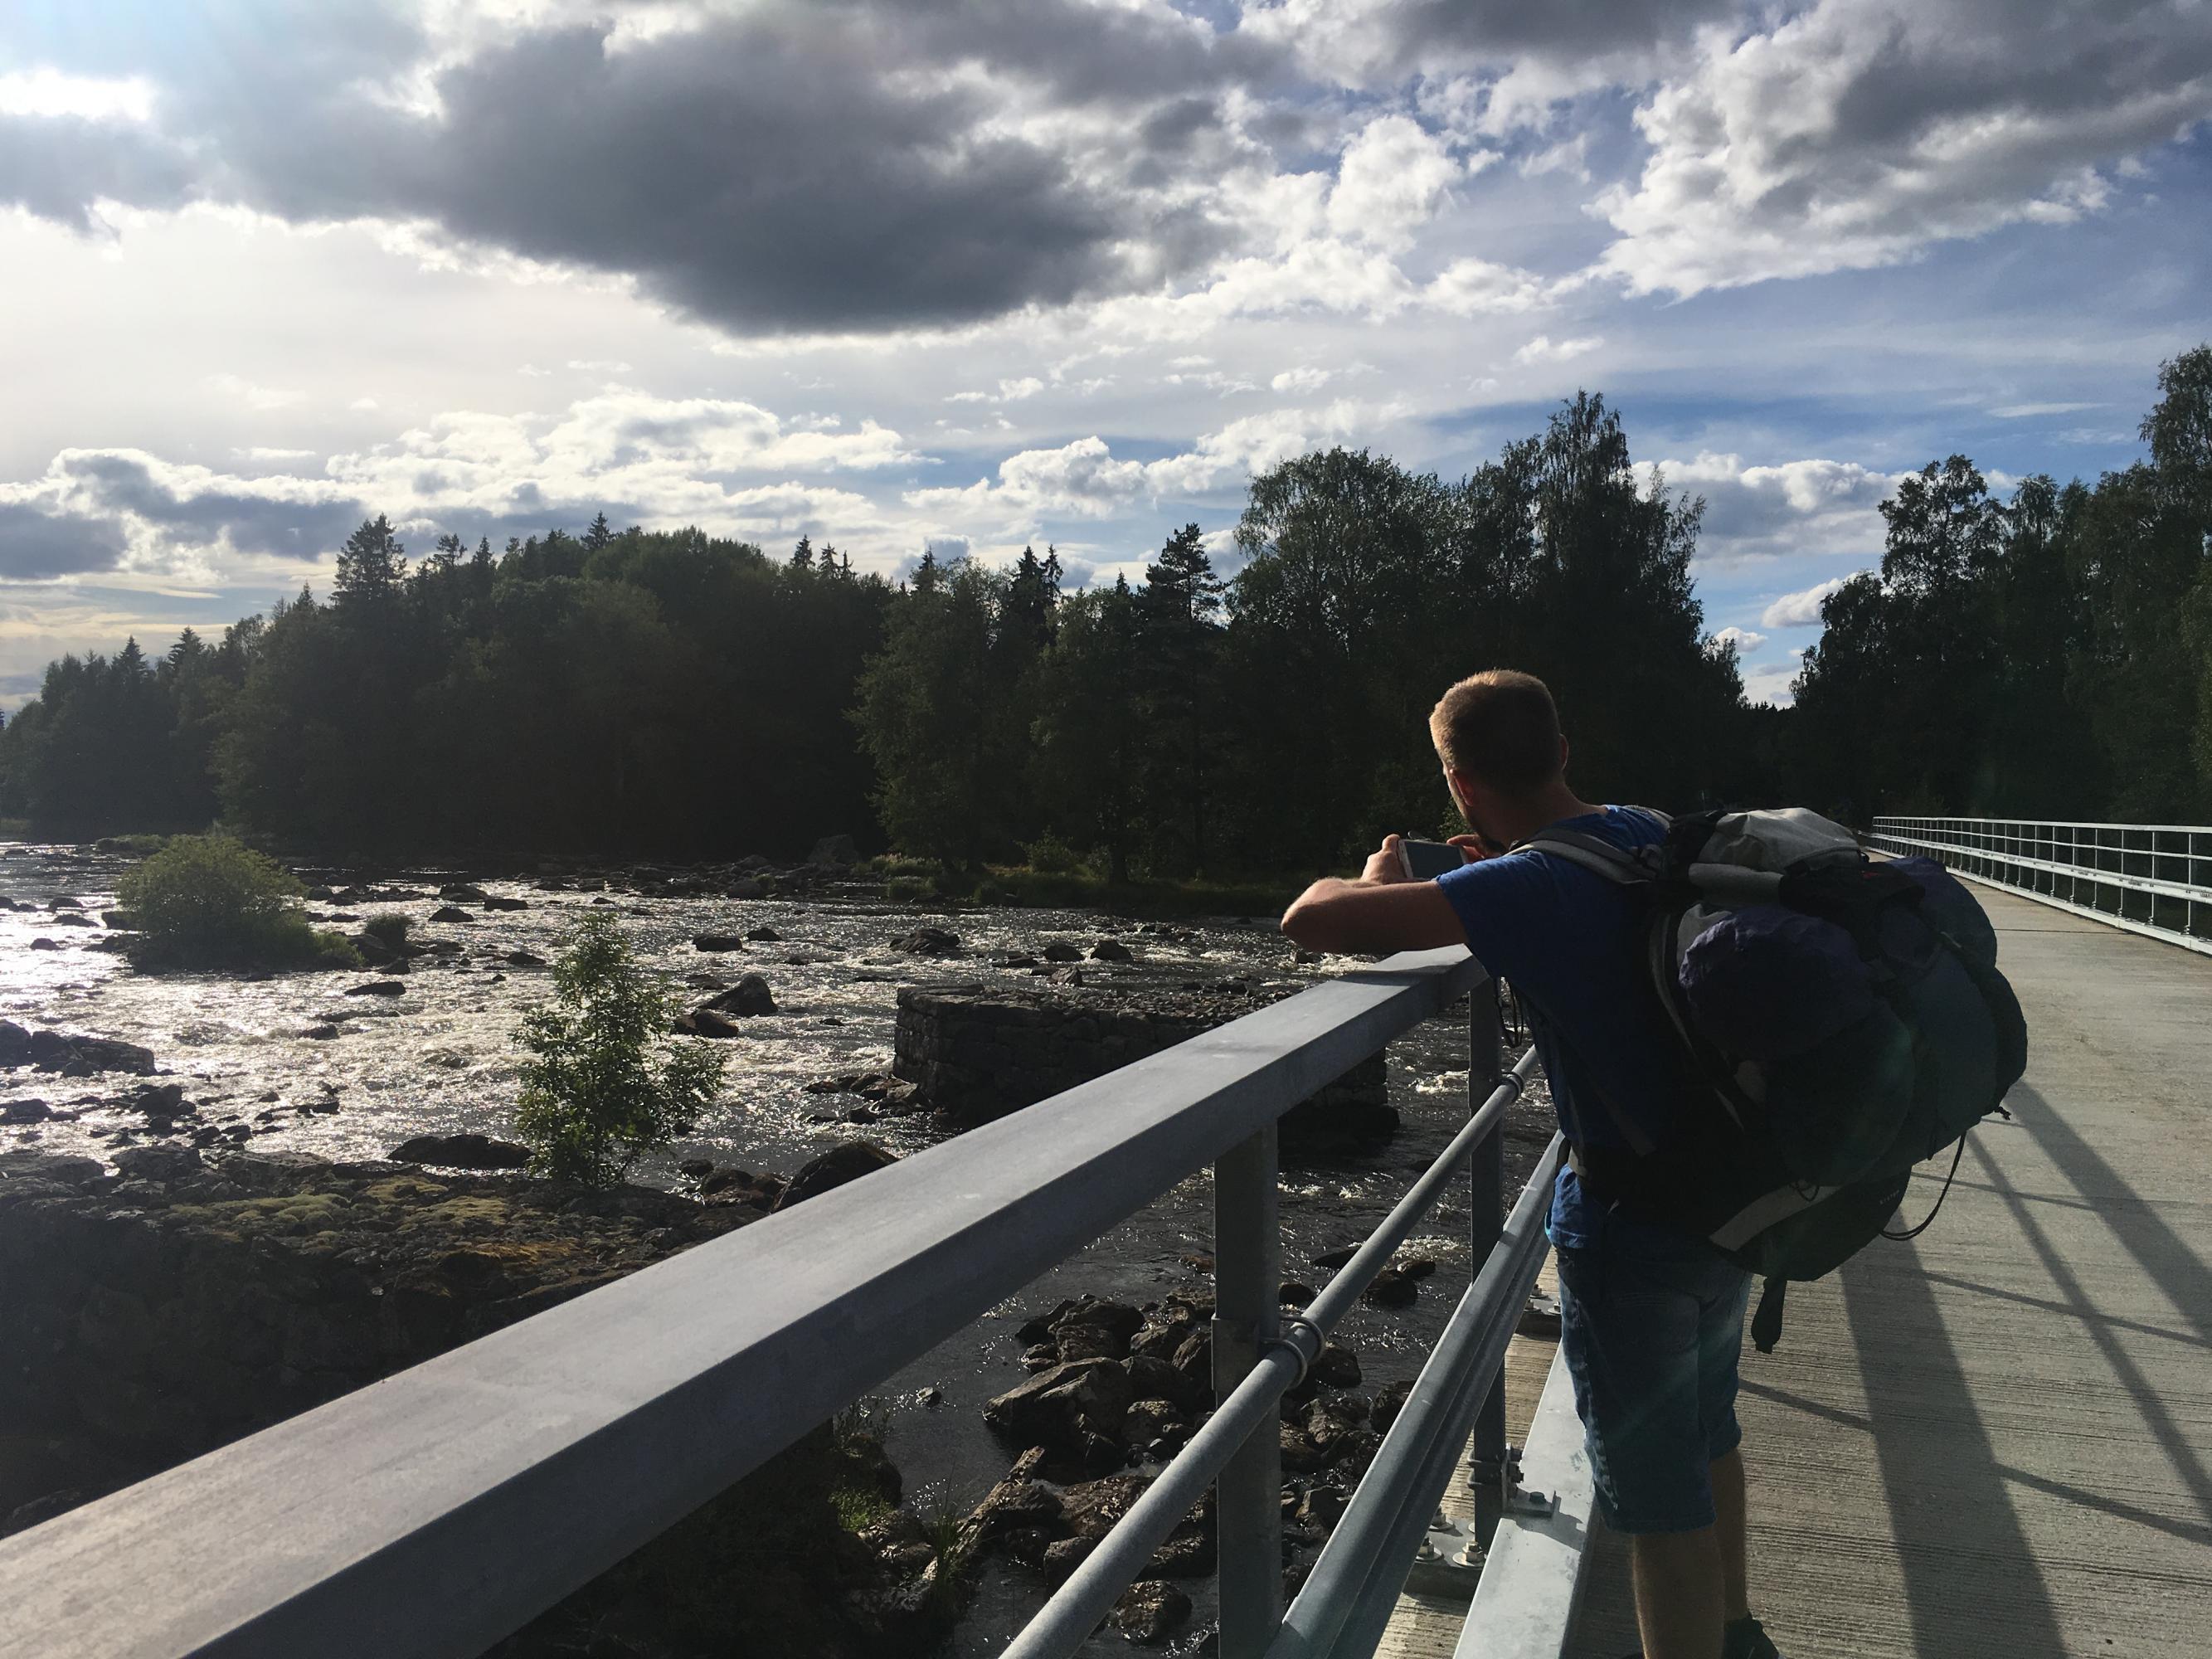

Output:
xmin=1558 ymin=881 xmax=2212 ymax=1657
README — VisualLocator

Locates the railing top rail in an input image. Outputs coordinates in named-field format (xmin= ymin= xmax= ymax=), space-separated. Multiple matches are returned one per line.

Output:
xmin=0 ymin=946 xmax=1487 ymax=1659
xmin=1871 ymin=815 xmax=2212 ymax=835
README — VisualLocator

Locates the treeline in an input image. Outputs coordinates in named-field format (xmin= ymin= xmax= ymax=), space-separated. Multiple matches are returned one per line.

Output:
xmin=1791 ymin=346 xmax=2212 ymax=822
xmin=0 ymin=394 xmax=1754 ymax=871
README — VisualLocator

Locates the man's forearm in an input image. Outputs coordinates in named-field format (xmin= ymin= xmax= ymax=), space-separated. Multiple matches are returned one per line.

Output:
xmin=1281 ymin=874 xmax=1466 ymax=956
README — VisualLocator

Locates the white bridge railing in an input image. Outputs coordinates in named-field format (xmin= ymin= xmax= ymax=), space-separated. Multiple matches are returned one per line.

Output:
xmin=0 ymin=948 xmax=1587 ymax=1659
xmin=1868 ymin=815 xmax=2212 ymax=956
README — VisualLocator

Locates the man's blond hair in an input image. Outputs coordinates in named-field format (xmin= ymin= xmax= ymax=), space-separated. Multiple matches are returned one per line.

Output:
xmin=1429 ymin=669 xmax=1563 ymax=794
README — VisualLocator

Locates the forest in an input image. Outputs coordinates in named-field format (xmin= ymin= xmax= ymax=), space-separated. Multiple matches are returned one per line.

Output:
xmin=2 ymin=352 xmax=2208 ymax=875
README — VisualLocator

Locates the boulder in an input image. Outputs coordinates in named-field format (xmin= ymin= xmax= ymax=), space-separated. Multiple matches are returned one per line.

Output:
xmin=50 ymin=912 xmax=95 ymax=927
xmin=480 ymin=894 xmax=529 ymax=912
xmin=503 ymin=951 xmax=547 ymax=968
xmin=745 ymin=926 xmax=784 ymax=943
xmin=693 ymin=935 xmax=748 ymax=953
xmin=343 ymin=980 xmax=407 ymax=998
xmin=1041 ymin=941 xmax=1084 ymax=963
xmin=388 ymin=1133 xmax=532 ymax=1170
xmin=0 ymin=1151 xmax=103 ymax=1188
xmin=704 ymin=975 xmax=777 ymax=1017
xmin=430 ymin=905 xmax=474 ymax=924
xmin=960 ymin=1474 xmax=1064 ymax=1550
xmin=0 ymin=1020 xmax=27 ymax=1062
xmin=673 ymin=1007 xmax=746 ymax=1039
xmin=439 ymin=883 xmax=489 ymax=902
xmin=1057 ymin=1472 xmax=1152 ymax=1540
xmin=1116 ymin=1582 xmax=1191 ymax=1645
xmin=1 ymin=1099 xmax=51 ymax=1125
xmin=773 ymin=1141 xmax=897 ymax=1210
xmin=1088 ymin=940 xmax=1133 ymax=963
xmin=1371 ymin=1378 xmax=1413 ymax=1434
xmin=727 ymin=878 xmax=767 ymax=901
xmin=891 ymin=926 xmax=961 ymax=956
xmin=984 ymin=1359 xmax=1133 ymax=1447
xmin=111 ymin=1146 xmax=204 ymax=1183
xmin=1310 ymin=1342 xmax=1362 ymax=1389
xmin=28 ymin=938 xmax=59 ymax=951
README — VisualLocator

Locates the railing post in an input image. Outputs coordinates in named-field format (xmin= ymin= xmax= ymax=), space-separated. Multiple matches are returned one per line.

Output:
xmin=1468 ymin=976 xmax=1510 ymax=1545
xmin=1213 ymin=1125 xmax=1282 ymax=1659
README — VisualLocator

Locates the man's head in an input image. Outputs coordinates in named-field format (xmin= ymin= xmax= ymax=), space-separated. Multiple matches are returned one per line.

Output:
xmin=1428 ymin=669 xmax=1569 ymax=847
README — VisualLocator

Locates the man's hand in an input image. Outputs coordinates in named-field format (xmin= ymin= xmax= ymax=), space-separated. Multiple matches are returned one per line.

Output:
xmin=1362 ymin=833 xmax=1412 ymax=884
xmin=1281 ymin=838 xmax=1469 ymax=956
xmin=1446 ymin=833 xmax=1497 ymax=864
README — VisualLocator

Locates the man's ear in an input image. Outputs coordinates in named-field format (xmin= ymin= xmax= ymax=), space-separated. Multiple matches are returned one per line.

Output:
xmin=1557 ymin=734 xmax=1571 ymax=776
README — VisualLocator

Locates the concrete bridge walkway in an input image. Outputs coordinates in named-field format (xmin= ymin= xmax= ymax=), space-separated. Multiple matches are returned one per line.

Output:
xmin=1560 ymin=879 xmax=2212 ymax=1657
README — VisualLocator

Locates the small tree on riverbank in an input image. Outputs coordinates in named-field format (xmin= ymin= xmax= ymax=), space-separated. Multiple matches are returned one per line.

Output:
xmin=514 ymin=913 xmax=727 ymax=1185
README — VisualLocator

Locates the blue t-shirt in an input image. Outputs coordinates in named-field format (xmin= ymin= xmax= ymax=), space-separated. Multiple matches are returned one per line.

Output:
xmin=1436 ymin=805 xmax=1697 ymax=1248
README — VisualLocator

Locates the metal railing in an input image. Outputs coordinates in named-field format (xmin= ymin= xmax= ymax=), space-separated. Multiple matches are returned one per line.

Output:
xmin=1868 ymin=815 xmax=2212 ymax=956
xmin=0 ymin=946 xmax=1569 ymax=1659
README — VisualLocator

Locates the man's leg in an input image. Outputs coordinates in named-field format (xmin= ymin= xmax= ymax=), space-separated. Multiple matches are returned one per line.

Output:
xmin=1709 ymin=1447 xmax=1751 ymax=1623
xmin=1630 ymin=1526 xmax=1726 ymax=1659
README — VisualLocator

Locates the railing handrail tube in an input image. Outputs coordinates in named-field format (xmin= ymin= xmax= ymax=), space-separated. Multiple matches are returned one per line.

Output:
xmin=1872 ymin=828 xmax=2212 ymax=903
xmin=1872 ymin=814 xmax=2212 ymax=834
xmin=0 ymin=946 xmax=1487 ymax=1659
xmin=1002 ymin=1043 xmax=1544 ymax=1659
xmin=1266 ymin=1133 xmax=1564 ymax=1659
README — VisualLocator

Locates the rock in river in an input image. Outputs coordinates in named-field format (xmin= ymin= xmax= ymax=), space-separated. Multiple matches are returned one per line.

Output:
xmin=891 ymin=926 xmax=961 ymax=957
xmin=388 ymin=1132 xmax=532 ymax=1170
xmin=693 ymin=934 xmax=748 ymax=952
xmin=773 ymin=1140 xmax=897 ymax=1210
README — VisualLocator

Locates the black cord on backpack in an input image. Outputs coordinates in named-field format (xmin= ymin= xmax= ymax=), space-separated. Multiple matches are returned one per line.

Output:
xmin=1882 ymin=1136 xmax=1970 ymax=1242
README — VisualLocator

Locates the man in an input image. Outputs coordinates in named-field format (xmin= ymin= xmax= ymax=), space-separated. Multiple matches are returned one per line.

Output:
xmin=1279 ymin=669 xmax=1780 ymax=1659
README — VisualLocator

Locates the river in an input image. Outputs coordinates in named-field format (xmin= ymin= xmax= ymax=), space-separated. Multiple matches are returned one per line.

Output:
xmin=0 ymin=840 xmax=1558 ymax=1656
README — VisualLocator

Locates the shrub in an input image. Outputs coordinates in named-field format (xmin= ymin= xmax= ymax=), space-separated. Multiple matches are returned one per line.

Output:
xmin=115 ymin=835 xmax=359 ymax=971
xmin=1020 ymin=833 xmax=1084 ymax=875
xmin=513 ymin=912 xmax=728 ymax=1186
xmin=362 ymin=912 xmax=411 ymax=946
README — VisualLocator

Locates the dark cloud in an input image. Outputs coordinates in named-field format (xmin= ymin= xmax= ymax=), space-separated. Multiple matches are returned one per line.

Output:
xmin=7 ymin=2 xmax=1275 ymax=334
xmin=61 ymin=454 xmax=366 ymax=558
xmin=0 ymin=502 xmax=129 ymax=581
xmin=1271 ymin=0 xmax=1735 ymax=74
xmin=0 ymin=118 xmax=198 ymax=231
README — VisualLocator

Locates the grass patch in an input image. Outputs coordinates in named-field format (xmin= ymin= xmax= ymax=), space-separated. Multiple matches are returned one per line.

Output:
xmin=362 ymin=911 xmax=411 ymax=946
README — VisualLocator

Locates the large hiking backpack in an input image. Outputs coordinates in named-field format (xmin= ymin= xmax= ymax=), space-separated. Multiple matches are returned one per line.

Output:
xmin=1520 ymin=806 xmax=2029 ymax=1349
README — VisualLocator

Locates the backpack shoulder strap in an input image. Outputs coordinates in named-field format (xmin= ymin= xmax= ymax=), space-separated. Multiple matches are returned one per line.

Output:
xmin=1514 ymin=828 xmax=1661 ymax=885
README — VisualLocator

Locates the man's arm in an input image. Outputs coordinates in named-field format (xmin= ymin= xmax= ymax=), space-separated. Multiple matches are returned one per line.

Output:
xmin=1280 ymin=834 xmax=1474 ymax=956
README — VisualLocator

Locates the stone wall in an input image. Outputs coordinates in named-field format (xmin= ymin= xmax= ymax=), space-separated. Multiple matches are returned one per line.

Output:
xmin=893 ymin=985 xmax=1394 ymax=1151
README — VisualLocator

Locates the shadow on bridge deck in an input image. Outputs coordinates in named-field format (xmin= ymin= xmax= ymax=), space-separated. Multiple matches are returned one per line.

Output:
xmin=1564 ymin=883 xmax=2212 ymax=1659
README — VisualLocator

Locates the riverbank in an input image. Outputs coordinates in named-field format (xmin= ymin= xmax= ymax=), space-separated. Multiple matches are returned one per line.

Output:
xmin=0 ymin=1143 xmax=955 ymax=1658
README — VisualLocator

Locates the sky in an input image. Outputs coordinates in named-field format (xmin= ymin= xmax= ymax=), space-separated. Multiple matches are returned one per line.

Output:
xmin=1 ymin=1 xmax=2208 ymax=710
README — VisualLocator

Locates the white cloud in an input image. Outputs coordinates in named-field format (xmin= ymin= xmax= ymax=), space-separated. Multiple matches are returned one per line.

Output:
xmin=906 ymin=399 xmax=1396 ymax=527
xmin=1742 ymin=661 xmax=1800 ymax=707
xmin=1271 ymin=366 xmax=1335 ymax=392
xmin=233 ymin=447 xmax=315 ymax=462
xmin=0 ymin=68 xmax=154 ymax=124
xmin=207 ymin=373 xmax=303 ymax=411
xmin=566 ymin=358 xmax=633 ymax=373
xmin=1326 ymin=114 xmax=1471 ymax=251
xmin=1713 ymin=625 xmax=1767 ymax=654
xmin=1762 ymin=576 xmax=1857 ymax=629
xmin=1644 ymin=451 xmax=1904 ymax=571
xmin=1426 ymin=257 xmax=1550 ymax=317
xmin=1595 ymin=0 xmax=2212 ymax=298
xmin=1514 ymin=334 xmax=1602 ymax=365
xmin=1989 ymin=401 xmax=2102 ymax=418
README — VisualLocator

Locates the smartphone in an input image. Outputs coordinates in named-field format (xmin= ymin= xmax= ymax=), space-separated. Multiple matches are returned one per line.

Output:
xmin=1397 ymin=837 xmax=1466 ymax=879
